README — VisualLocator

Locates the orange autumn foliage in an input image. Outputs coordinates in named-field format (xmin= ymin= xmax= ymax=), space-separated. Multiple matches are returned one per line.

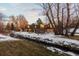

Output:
xmin=6 ymin=15 xmax=28 ymax=31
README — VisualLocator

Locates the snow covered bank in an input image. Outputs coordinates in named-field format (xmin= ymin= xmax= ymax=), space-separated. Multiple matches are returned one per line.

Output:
xmin=69 ymin=28 xmax=79 ymax=35
xmin=47 ymin=46 xmax=78 ymax=56
xmin=69 ymin=28 xmax=79 ymax=34
xmin=10 ymin=32 xmax=79 ymax=53
xmin=0 ymin=34 xmax=19 ymax=42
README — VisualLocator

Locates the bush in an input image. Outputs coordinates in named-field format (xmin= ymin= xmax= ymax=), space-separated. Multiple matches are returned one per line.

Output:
xmin=0 ymin=21 xmax=4 ymax=33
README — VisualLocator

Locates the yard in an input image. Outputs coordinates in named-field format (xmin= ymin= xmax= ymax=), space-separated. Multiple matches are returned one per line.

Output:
xmin=0 ymin=39 xmax=66 ymax=56
xmin=0 ymin=31 xmax=79 ymax=56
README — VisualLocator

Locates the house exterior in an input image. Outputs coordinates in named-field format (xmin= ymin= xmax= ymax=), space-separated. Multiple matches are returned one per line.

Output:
xmin=25 ymin=23 xmax=53 ymax=33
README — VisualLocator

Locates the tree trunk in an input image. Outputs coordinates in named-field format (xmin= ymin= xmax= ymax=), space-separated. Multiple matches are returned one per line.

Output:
xmin=71 ymin=19 xmax=79 ymax=36
xmin=46 ymin=12 xmax=57 ymax=34
xmin=48 ymin=3 xmax=59 ymax=35
xmin=65 ymin=3 xmax=70 ymax=36
xmin=61 ymin=8 xmax=64 ymax=35
xmin=57 ymin=3 xmax=61 ymax=35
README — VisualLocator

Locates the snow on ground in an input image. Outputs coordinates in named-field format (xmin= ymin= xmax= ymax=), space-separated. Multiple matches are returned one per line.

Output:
xmin=11 ymin=32 xmax=79 ymax=55
xmin=0 ymin=34 xmax=19 ymax=42
xmin=69 ymin=28 xmax=79 ymax=33
xmin=47 ymin=46 xmax=78 ymax=56
xmin=12 ymin=32 xmax=79 ymax=49
xmin=69 ymin=28 xmax=79 ymax=35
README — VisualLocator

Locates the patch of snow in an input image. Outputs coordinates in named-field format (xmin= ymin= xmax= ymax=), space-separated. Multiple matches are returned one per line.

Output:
xmin=69 ymin=28 xmax=79 ymax=33
xmin=47 ymin=47 xmax=78 ymax=56
xmin=69 ymin=28 xmax=79 ymax=35
xmin=11 ymin=32 xmax=79 ymax=56
xmin=0 ymin=34 xmax=19 ymax=42
xmin=12 ymin=32 xmax=79 ymax=49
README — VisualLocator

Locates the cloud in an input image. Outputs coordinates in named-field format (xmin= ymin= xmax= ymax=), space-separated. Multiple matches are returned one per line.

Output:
xmin=0 ymin=3 xmax=45 ymax=24
xmin=23 ymin=9 xmax=45 ymax=24
xmin=0 ymin=8 xmax=7 ymax=13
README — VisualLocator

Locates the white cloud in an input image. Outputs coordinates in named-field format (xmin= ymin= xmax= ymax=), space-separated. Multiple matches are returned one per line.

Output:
xmin=0 ymin=8 xmax=7 ymax=13
xmin=24 ymin=9 xmax=46 ymax=24
xmin=0 ymin=4 xmax=45 ymax=24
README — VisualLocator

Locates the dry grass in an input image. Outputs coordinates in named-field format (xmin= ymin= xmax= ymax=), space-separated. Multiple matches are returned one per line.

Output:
xmin=66 ymin=35 xmax=79 ymax=40
xmin=0 ymin=39 xmax=65 ymax=56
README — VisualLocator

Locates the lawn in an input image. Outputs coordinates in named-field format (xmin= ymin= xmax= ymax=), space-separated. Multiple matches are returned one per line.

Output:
xmin=0 ymin=39 xmax=67 ymax=56
xmin=66 ymin=35 xmax=79 ymax=40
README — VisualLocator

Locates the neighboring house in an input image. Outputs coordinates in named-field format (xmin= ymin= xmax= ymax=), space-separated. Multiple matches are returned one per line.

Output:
xmin=44 ymin=24 xmax=53 ymax=32
xmin=26 ymin=23 xmax=53 ymax=33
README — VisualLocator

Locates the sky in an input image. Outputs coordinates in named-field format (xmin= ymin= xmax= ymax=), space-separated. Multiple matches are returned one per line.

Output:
xmin=0 ymin=3 xmax=47 ymax=24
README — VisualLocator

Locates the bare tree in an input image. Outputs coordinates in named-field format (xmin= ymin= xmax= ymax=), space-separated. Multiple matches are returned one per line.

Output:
xmin=70 ymin=4 xmax=79 ymax=36
xmin=47 ymin=3 xmax=59 ymax=34
xmin=61 ymin=7 xmax=64 ymax=35
xmin=0 ymin=13 xmax=4 ymax=33
xmin=40 ymin=3 xmax=62 ymax=35
xmin=40 ymin=3 xmax=79 ymax=36
xmin=56 ymin=3 xmax=62 ymax=34
xmin=57 ymin=3 xmax=60 ymax=25
xmin=16 ymin=15 xmax=28 ymax=31
xmin=40 ymin=3 xmax=56 ymax=33
xmin=65 ymin=3 xmax=70 ymax=36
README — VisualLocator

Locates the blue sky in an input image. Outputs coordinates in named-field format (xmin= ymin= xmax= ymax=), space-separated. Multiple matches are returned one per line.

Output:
xmin=0 ymin=3 xmax=46 ymax=24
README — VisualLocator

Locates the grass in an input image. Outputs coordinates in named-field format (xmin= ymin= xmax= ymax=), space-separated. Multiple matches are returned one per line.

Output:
xmin=0 ymin=39 xmax=68 ymax=56
xmin=65 ymin=35 xmax=79 ymax=40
